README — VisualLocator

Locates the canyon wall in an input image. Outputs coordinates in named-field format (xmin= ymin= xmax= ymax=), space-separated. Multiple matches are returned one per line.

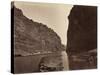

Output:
xmin=67 ymin=5 xmax=97 ymax=70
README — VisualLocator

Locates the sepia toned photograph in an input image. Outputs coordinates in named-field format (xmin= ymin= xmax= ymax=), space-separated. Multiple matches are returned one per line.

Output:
xmin=11 ymin=1 xmax=97 ymax=74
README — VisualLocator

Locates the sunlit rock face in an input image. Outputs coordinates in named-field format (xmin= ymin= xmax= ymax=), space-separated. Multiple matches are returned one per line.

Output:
xmin=12 ymin=5 xmax=69 ymax=73
xmin=13 ymin=6 xmax=64 ymax=56
xmin=67 ymin=5 xmax=97 ymax=70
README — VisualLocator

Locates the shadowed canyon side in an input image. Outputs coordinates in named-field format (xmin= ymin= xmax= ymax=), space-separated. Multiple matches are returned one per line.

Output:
xmin=12 ymin=4 xmax=69 ymax=73
xmin=67 ymin=5 xmax=97 ymax=70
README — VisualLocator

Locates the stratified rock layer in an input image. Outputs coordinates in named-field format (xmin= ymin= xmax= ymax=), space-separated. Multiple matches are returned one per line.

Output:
xmin=13 ymin=6 xmax=64 ymax=56
xmin=12 ymin=5 xmax=66 ymax=73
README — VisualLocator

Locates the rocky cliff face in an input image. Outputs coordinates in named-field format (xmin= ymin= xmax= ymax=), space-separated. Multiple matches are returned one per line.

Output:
xmin=67 ymin=5 xmax=97 ymax=70
xmin=67 ymin=6 xmax=97 ymax=52
xmin=12 ymin=5 xmax=68 ymax=73
xmin=12 ymin=6 xmax=64 ymax=56
xmin=67 ymin=5 xmax=97 ymax=53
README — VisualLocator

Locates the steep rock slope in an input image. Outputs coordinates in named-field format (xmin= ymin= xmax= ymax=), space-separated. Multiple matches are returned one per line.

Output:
xmin=13 ymin=6 xmax=64 ymax=56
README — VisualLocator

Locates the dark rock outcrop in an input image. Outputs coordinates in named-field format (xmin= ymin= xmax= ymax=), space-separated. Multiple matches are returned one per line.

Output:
xmin=67 ymin=5 xmax=97 ymax=70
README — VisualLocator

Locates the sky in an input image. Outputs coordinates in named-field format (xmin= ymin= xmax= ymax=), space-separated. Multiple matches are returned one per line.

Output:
xmin=14 ymin=1 xmax=73 ymax=45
